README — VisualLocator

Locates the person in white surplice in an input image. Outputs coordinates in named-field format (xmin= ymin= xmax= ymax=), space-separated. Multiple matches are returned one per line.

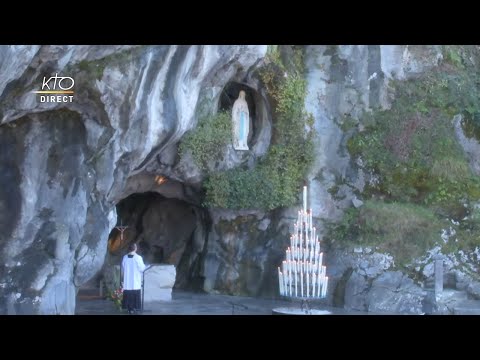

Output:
xmin=121 ymin=243 xmax=146 ymax=314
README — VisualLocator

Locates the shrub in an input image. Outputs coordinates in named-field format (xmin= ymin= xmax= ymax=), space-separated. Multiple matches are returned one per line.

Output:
xmin=179 ymin=111 xmax=231 ymax=171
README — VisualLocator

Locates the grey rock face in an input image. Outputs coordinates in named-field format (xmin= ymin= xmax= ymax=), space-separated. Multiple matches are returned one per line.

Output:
xmin=367 ymin=271 xmax=426 ymax=314
xmin=344 ymin=271 xmax=369 ymax=311
xmin=203 ymin=209 xmax=287 ymax=297
xmin=467 ymin=282 xmax=480 ymax=300
xmin=453 ymin=114 xmax=480 ymax=176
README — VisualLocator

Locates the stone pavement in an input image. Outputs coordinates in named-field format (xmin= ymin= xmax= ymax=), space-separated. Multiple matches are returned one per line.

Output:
xmin=75 ymin=290 xmax=371 ymax=315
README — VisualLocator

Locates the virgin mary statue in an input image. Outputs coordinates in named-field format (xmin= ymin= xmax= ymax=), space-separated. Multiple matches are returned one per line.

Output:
xmin=232 ymin=90 xmax=249 ymax=150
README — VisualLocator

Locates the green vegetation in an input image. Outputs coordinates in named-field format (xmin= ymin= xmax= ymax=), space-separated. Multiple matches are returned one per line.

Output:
xmin=332 ymin=200 xmax=445 ymax=265
xmin=198 ymin=46 xmax=315 ymax=210
xmin=77 ymin=60 xmax=106 ymax=80
xmin=328 ymin=45 xmax=480 ymax=263
xmin=179 ymin=111 xmax=232 ymax=171
xmin=179 ymin=46 xmax=314 ymax=210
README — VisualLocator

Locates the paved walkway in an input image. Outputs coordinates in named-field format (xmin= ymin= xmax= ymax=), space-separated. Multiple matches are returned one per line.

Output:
xmin=75 ymin=290 xmax=370 ymax=315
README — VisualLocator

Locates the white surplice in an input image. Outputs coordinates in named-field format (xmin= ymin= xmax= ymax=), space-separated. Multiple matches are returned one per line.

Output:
xmin=121 ymin=252 xmax=146 ymax=290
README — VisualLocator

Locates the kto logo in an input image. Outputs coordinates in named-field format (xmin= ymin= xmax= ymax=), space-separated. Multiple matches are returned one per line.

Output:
xmin=34 ymin=73 xmax=75 ymax=103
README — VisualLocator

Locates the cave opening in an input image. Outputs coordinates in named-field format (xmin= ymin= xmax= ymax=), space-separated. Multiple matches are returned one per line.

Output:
xmin=77 ymin=190 xmax=209 ymax=305
xmin=106 ymin=192 xmax=208 ymax=291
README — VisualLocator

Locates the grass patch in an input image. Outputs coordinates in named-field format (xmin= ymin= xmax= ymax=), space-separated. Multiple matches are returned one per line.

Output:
xmin=330 ymin=200 xmax=445 ymax=265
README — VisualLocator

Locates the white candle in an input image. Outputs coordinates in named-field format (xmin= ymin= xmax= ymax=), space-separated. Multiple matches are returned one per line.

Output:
xmin=293 ymin=264 xmax=297 ymax=297
xmin=300 ymin=217 xmax=303 ymax=243
xmin=286 ymin=273 xmax=292 ymax=296
xmin=322 ymin=277 xmax=328 ymax=298
xmin=303 ymin=186 xmax=307 ymax=213
xmin=312 ymin=272 xmax=316 ymax=298
xmin=317 ymin=271 xmax=322 ymax=297
xmin=300 ymin=270 xmax=304 ymax=297
xmin=305 ymin=272 xmax=310 ymax=297
xmin=278 ymin=268 xmax=284 ymax=296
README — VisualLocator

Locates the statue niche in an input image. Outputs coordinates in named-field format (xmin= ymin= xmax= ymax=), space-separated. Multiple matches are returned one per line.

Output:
xmin=232 ymin=90 xmax=249 ymax=150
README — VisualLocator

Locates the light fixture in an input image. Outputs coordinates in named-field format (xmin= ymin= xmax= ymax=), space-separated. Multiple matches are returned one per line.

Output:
xmin=154 ymin=175 xmax=167 ymax=185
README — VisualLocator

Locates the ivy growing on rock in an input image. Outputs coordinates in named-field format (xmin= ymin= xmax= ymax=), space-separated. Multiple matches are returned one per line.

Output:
xmin=179 ymin=111 xmax=232 ymax=171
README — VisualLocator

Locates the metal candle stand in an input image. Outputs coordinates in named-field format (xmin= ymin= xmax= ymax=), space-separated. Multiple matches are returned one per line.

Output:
xmin=300 ymin=298 xmax=312 ymax=315
xmin=277 ymin=185 xmax=329 ymax=314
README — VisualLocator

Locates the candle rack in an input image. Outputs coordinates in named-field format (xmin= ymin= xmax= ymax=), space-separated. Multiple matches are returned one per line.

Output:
xmin=278 ymin=185 xmax=328 ymax=301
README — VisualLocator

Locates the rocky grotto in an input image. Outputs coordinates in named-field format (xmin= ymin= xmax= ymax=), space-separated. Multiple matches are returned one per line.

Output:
xmin=1 ymin=45 xmax=480 ymax=315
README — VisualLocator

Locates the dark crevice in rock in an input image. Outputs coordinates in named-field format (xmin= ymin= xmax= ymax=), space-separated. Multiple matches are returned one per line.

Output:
xmin=0 ymin=124 xmax=24 ymax=251
xmin=367 ymin=45 xmax=384 ymax=109
xmin=333 ymin=267 xmax=353 ymax=307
